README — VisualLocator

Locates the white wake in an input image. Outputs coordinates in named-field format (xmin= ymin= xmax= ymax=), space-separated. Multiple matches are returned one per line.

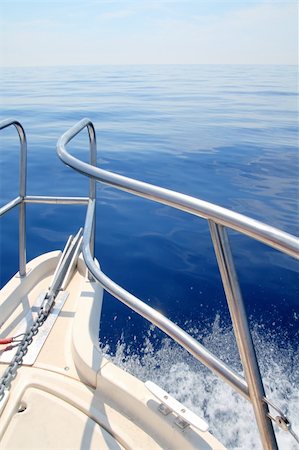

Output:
xmin=101 ymin=315 xmax=299 ymax=449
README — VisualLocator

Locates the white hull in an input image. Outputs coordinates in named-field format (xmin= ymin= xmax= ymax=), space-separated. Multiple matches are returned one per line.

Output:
xmin=0 ymin=252 xmax=224 ymax=449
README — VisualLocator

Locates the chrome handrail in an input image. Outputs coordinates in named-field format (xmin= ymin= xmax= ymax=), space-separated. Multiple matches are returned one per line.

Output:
xmin=83 ymin=198 xmax=249 ymax=398
xmin=2 ymin=118 xmax=298 ymax=449
xmin=57 ymin=120 xmax=298 ymax=260
xmin=0 ymin=119 xmax=27 ymax=276
xmin=58 ymin=119 xmax=299 ymax=450
xmin=0 ymin=119 xmax=89 ymax=278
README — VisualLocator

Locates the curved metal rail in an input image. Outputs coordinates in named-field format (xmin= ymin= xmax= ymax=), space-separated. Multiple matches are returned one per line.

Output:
xmin=0 ymin=119 xmax=89 ymax=278
xmin=57 ymin=120 xmax=298 ymax=259
xmin=2 ymin=118 xmax=298 ymax=450
xmin=57 ymin=119 xmax=299 ymax=450
xmin=0 ymin=119 xmax=27 ymax=276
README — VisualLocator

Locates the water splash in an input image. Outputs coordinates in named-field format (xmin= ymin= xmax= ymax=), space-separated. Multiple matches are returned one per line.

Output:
xmin=101 ymin=316 xmax=299 ymax=450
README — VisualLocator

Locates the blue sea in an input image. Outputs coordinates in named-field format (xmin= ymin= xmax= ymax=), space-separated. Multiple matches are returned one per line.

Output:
xmin=0 ymin=65 xmax=298 ymax=449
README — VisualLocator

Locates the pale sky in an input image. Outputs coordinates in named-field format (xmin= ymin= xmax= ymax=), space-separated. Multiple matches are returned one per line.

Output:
xmin=0 ymin=1 xmax=298 ymax=67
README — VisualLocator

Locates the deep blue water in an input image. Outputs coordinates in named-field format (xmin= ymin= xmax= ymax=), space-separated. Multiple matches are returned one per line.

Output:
xmin=0 ymin=65 xmax=298 ymax=448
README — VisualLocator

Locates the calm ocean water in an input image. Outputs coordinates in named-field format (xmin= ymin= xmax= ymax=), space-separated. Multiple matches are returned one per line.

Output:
xmin=0 ymin=65 xmax=298 ymax=449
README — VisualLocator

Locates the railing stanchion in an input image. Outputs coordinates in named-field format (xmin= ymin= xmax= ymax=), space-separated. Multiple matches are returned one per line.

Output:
xmin=208 ymin=220 xmax=278 ymax=450
xmin=19 ymin=200 xmax=26 ymax=277
xmin=0 ymin=119 xmax=27 ymax=277
xmin=87 ymin=122 xmax=97 ymax=262
xmin=17 ymin=122 xmax=27 ymax=277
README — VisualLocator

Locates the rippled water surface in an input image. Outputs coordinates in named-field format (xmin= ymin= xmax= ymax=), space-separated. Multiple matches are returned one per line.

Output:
xmin=0 ymin=65 xmax=298 ymax=449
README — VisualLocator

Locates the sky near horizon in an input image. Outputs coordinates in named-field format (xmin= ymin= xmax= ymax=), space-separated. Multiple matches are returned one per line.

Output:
xmin=0 ymin=1 xmax=298 ymax=67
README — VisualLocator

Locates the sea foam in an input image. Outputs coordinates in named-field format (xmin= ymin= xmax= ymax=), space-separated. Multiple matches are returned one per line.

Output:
xmin=101 ymin=315 xmax=299 ymax=450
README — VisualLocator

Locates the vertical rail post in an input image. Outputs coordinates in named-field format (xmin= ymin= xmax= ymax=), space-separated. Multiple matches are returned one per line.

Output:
xmin=16 ymin=122 xmax=27 ymax=277
xmin=208 ymin=220 xmax=278 ymax=450
xmin=87 ymin=122 xmax=97 ymax=261
xmin=0 ymin=119 xmax=27 ymax=277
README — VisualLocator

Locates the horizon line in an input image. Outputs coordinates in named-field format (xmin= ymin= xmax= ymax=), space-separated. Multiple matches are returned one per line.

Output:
xmin=1 ymin=62 xmax=298 ymax=69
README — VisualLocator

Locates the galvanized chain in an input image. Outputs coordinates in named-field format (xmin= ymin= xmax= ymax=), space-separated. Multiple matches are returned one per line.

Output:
xmin=0 ymin=229 xmax=83 ymax=406
xmin=0 ymin=301 xmax=50 ymax=403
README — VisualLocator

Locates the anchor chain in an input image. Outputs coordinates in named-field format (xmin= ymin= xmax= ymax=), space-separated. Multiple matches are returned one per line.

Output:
xmin=0 ymin=297 xmax=52 ymax=402
xmin=0 ymin=229 xmax=83 ymax=405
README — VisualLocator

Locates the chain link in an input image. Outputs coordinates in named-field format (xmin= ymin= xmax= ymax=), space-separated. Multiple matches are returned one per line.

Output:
xmin=0 ymin=307 xmax=47 ymax=402
xmin=0 ymin=231 xmax=82 ymax=407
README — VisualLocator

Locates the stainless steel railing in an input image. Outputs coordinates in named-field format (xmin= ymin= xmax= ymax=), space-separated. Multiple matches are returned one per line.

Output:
xmin=1 ymin=118 xmax=298 ymax=449
xmin=0 ymin=119 xmax=89 ymax=278
xmin=57 ymin=119 xmax=299 ymax=450
xmin=0 ymin=119 xmax=27 ymax=276
xmin=58 ymin=120 xmax=298 ymax=258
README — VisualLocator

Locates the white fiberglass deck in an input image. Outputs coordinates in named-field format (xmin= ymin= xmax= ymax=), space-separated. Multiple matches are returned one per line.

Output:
xmin=0 ymin=251 xmax=224 ymax=450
